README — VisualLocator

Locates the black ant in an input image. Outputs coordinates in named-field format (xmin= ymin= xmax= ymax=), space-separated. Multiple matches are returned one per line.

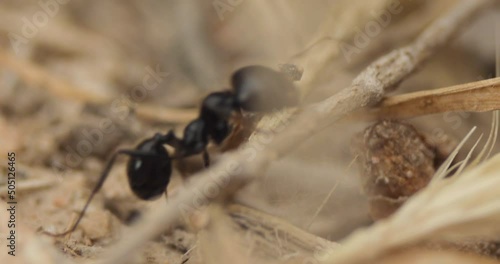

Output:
xmin=41 ymin=65 xmax=300 ymax=236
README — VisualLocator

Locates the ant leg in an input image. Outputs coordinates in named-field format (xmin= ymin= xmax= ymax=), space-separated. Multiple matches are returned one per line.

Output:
xmin=202 ymin=149 xmax=210 ymax=167
xmin=40 ymin=149 xmax=157 ymax=237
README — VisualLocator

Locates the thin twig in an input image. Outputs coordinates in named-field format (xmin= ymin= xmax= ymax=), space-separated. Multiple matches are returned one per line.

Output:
xmin=89 ymin=1 xmax=492 ymax=263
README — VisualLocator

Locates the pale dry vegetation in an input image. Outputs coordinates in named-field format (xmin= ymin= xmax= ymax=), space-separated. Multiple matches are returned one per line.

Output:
xmin=0 ymin=1 xmax=500 ymax=264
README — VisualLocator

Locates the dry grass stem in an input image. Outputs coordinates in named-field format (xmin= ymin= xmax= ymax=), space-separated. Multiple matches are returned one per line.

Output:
xmin=228 ymin=205 xmax=338 ymax=255
xmin=353 ymin=77 xmax=500 ymax=120
xmin=86 ymin=1 xmax=493 ymax=263
xmin=194 ymin=204 xmax=339 ymax=263
xmin=432 ymin=126 xmax=477 ymax=182
xmin=372 ymin=249 xmax=500 ymax=264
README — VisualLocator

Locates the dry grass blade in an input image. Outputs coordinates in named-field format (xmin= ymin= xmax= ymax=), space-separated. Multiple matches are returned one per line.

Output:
xmin=87 ymin=1 xmax=493 ymax=263
xmin=452 ymin=134 xmax=482 ymax=177
xmin=372 ymin=249 xmax=500 ymax=264
xmin=320 ymin=151 xmax=500 ymax=264
xmin=484 ymin=111 xmax=500 ymax=160
xmin=184 ymin=204 xmax=338 ymax=263
xmin=431 ymin=126 xmax=476 ymax=182
xmin=228 ymin=204 xmax=338 ymax=255
xmin=470 ymin=112 xmax=499 ymax=167
xmin=355 ymin=77 xmax=500 ymax=120
xmin=438 ymin=111 xmax=499 ymax=182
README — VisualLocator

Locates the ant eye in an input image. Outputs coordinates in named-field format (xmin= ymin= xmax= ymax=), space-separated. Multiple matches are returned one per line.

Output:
xmin=232 ymin=65 xmax=298 ymax=112
xmin=133 ymin=160 xmax=143 ymax=170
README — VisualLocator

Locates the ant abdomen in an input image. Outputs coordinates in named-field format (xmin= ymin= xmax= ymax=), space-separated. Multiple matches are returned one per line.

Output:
xmin=231 ymin=65 xmax=299 ymax=112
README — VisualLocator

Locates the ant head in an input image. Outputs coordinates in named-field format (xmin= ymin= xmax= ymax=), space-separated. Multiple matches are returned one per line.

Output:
xmin=126 ymin=135 xmax=172 ymax=200
xmin=231 ymin=65 xmax=298 ymax=112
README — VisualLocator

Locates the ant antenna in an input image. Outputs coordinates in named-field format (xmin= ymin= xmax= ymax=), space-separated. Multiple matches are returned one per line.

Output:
xmin=40 ymin=149 xmax=157 ymax=237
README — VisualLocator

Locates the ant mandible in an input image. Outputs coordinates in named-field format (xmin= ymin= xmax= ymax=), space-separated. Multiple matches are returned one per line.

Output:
xmin=41 ymin=65 xmax=300 ymax=236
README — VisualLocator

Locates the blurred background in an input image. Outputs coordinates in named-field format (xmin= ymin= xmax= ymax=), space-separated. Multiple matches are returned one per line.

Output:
xmin=0 ymin=0 xmax=498 ymax=262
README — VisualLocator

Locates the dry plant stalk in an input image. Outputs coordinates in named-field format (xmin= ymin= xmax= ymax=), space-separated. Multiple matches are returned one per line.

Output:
xmin=354 ymin=77 xmax=500 ymax=120
xmin=227 ymin=205 xmax=338 ymax=259
xmin=372 ymin=249 xmax=500 ymax=264
xmin=192 ymin=204 xmax=338 ymax=263
xmin=87 ymin=1 xmax=494 ymax=263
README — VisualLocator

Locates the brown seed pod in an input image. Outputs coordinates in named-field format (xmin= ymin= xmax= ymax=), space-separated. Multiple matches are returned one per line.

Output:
xmin=351 ymin=120 xmax=438 ymax=220
xmin=352 ymin=120 xmax=500 ymax=260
